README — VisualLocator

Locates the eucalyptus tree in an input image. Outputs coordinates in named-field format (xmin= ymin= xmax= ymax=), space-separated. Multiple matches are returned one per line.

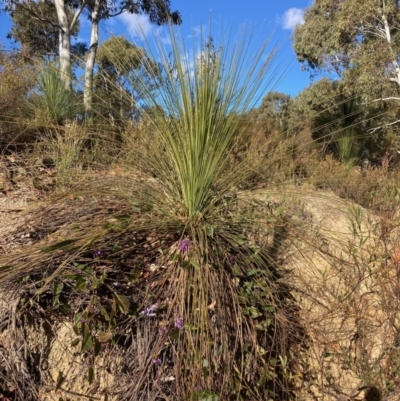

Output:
xmin=93 ymin=36 xmax=160 ymax=123
xmin=257 ymin=92 xmax=291 ymax=132
xmin=4 ymin=0 xmax=180 ymax=96
xmin=83 ymin=0 xmax=181 ymax=116
xmin=7 ymin=1 xmax=79 ymax=59
xmin=4 ymin=0 xmax=86 ymax=90
xmin=293 ymin=0 xmax=400 ymax=97
xmin=6 ymin=1 xmax=89 ymax=68
xmin=293 ymin=0 xmax=400 ymax=142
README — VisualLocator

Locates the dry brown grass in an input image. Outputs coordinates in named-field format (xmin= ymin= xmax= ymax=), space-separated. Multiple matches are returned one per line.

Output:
xmin=0 ymin=49 xmax=37 ymax=147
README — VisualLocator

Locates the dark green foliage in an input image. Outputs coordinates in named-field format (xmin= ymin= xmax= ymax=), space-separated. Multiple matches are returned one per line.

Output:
xmin=7 ymin=1 xmax=81 ymax=58
xmin=119 ymin=0 xmax=181 ymax=24
xmin=255 ymin=92 xmax=291 ymax=134
xmin=287 ymin=78 xmax=400 ymax=163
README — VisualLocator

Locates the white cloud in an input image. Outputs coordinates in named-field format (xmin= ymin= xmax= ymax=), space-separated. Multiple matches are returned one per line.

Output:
xmin=187 ymin=25 xmax=203 ymax=39
xmin=116 ymin=12 xmax=153 ymax=40
xmin=154 ymin=26 xmax=172 ymax=45
xmin=282 ymin=8 xmax=304 ymax=30
xmin=115 ymin=13 xmax=172 ymax=45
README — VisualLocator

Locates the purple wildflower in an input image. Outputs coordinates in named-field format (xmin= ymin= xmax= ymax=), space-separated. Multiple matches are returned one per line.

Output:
xmin=112 ymin=282 xmax=120 ymax=287
xmin=152 ymin=358 xmax=162 ymax=366
xmin=175 ymin=316 xmax=184 ymax=330
xmin=158 ymin=327 xmax=167 ymax=335
xmin=94 ymin=250 xmax=101 ymax=257
xmin=178 ymin=238 xmax=191 ymax=253
xmin=140 ymin=303 xmax=158 ymax=317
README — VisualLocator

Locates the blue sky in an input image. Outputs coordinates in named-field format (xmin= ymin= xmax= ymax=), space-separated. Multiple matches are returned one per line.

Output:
xmin=0 ymin=0 xmax=312 ymax=96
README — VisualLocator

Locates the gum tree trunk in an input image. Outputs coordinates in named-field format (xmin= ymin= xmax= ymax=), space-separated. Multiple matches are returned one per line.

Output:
xmin=54 ymin=0 xmax=87 ymax=91
xmin=54 ymin=0 xmax=72 ymax=91
xmin=83 ymin=0 xmax=100 ymax=116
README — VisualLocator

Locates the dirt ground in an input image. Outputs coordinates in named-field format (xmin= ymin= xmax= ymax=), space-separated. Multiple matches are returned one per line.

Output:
xmin=0 ymin=155 xmax=40 ymax=253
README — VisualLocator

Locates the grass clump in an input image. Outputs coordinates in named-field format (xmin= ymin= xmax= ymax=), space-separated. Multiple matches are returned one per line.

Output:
xmin=26 ymin=63 xmax=83 ymax=126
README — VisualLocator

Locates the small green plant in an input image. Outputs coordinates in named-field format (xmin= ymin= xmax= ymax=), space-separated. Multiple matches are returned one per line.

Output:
xmin=335 ymin=128 xmax=359 ymax=167
xmin=26 ymin=63 xmax=82 ymax=125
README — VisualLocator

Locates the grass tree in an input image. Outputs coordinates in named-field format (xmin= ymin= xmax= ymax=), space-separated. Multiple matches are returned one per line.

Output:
xmin=0 ymin=24 xmax=300 ymax=401
xmin=26 ymin=64 xmax=82 ymax=125
xmin=121 ymin=27 xmax=297 ymax=399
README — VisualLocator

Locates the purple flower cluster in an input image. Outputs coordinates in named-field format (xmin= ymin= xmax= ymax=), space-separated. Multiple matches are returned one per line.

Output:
xmin=178 ymin=238 xmax=191 ymax=253
xmin=140 ymin=303 xmax=158 ymax=317
xmin=152 ymin=358 xmax=162 ymax=366
xmin=175 ymin=316 xmax=184 ymax=330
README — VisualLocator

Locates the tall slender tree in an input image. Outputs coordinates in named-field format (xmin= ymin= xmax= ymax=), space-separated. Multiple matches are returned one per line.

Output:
xmin=4 ymin=0 xmax=86 ymax=90
xmin=293 ymin=0 xmax=400 ymax=139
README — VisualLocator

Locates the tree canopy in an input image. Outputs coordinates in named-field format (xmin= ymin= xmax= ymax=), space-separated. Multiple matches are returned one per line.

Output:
xmin=93 ymin=36 xmax=159 ymax=123
xmin=293 ymin=0 xmax=400 ymax=97
xmin=7 ymin=1 xmax=81 ymax=58
xmin=4 ymin=0 xmax=181 ymax=93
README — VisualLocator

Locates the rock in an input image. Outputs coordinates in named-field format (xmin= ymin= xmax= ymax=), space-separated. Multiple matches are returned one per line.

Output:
xmin=247 ymin=186 xmax=400 ymax=400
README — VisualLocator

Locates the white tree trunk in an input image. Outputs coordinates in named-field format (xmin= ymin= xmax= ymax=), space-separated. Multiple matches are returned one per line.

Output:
xmin=84 ymin=0 xmax=100 ymax=115
xmin=54 ymin=0 xmax=72 ymax=91
xmin=58 ymin=27 xmax=62 ymax=60
xmin=382 ymin=11 xmax=400 ymax=88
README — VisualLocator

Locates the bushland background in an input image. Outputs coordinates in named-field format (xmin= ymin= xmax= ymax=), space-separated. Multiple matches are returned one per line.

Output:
xmin=1 ymin=1 xmax=400 ymax=401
